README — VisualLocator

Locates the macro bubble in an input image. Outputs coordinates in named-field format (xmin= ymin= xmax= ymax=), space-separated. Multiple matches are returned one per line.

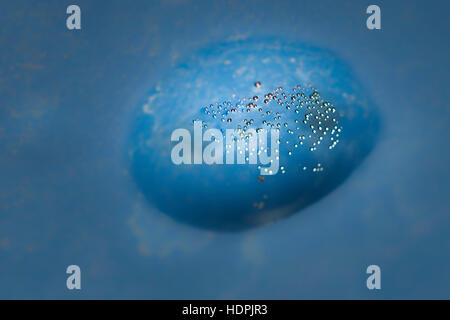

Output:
xmin=127 ymin=39 xmax=380 ymax=232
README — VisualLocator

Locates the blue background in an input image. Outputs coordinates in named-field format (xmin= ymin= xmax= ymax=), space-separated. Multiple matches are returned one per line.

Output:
xmin=0 ymin=0 xmax=449 ymax=298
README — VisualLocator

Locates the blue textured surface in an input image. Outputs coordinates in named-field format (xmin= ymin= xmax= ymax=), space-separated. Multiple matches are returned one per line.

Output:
xmin=0 ymin=0 xmax=449 ymax=299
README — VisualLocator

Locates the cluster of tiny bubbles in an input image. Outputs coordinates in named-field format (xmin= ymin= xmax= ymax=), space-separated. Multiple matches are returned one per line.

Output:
xmin=312 ymin=163 xmax=324 ymax=172
xmin=197 ymin=82 xmax=343 ymax=179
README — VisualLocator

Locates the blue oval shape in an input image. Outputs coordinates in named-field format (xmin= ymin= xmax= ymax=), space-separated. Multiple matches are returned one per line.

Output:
xmin=127 ymin=39 xmax=380 ymax=231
